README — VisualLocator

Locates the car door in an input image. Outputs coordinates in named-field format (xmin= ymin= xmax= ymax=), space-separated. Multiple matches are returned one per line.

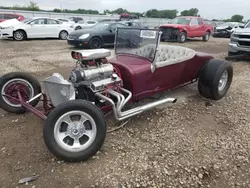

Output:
xmin=197 ymin=18 xmax=206 ymax=36
xmin=45 ymin=19 xmax=62 ymax=37
xmin=189 ymin=18 xmax=199 ymax=37
xmin=25 ymin=18 xmax=47 ymax=38
xmin=103 ymin=23 xmax=127 ymax=44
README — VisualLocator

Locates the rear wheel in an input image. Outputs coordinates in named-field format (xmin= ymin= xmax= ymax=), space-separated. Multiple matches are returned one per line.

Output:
xmin=43 ymin=99 xmax=107 ymax=162
xmin=178 ymin=32 xmax=187 ymax=43
xmin=0 ymin=72 xmax=41 ymax=114
xmin=59 ymin=30 xmax=68 ymax=40
xmin=198 ymin=59 xmax=233 ymax=100
xmin=202 ymin=31 xmax=210 ymax=41
xmin=89 ymin=37 xmax=102 ymax=49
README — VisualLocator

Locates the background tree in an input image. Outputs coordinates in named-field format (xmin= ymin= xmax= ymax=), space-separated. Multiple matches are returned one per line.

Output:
xmin=26 ymin=1 xmax=40 ymax=11
xmin=230 ymin=14 xmax=244 ymax=22
xmin=53 ymin=8 xmax=61 ymax=13
xmin=146 ymin=9 xmax=178 ymax=18
xmin=180 ymin=8 xmax=199 ymax=16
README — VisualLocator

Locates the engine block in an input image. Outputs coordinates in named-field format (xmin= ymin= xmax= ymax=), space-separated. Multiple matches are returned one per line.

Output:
xmin=69 ymin=62 xmax=122 ymax=93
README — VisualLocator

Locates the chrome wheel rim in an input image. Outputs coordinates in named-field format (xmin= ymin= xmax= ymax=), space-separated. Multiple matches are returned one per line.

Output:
xmin=54 ymin=111 xmax=97 ymax=152
xmin=218 ymin=70 xmax=228 ymax=91
xmin=60 ymin=31 xmax=68 ymax=39
xmin=1 ymin=78 xmax=34 ymax=107
xmin=14 ymin=31 xmax=24 ymax=40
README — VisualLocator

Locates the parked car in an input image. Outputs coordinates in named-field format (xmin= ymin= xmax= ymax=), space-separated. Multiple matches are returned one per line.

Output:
xmin=55 ymin=18 xmax=75 ymax=25
xmin=67 ymin=22 xmax=127 ymax=48
xmin=119 ymin=20 xmax=148 ymax=29
xmin=69 ymin=17 xmax=83 ymax=23
xmin=73 ymin=20 xmax=98 ymax=30
xmin=213 ymin=22 xmax=244 ymax=38
xmin=0 ymin=13 xmax=24 ymax=23
xmin=228 ymin=21 xmax=250 ymax=57
xmin=97 ymin=18 xmax=120 ymax=23
xmin=0 ymin=17 xmax=74 ymax=41
xmin=0 ymin=28 xmax=233 ymax=162
xmin=159 ymin=16 xmax=214 ymax=43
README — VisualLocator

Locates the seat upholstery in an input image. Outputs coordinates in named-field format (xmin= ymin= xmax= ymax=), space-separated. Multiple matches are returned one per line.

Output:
xmin=154 ymin=45 xmax=196 ymax=68
xmin=131 ymin=44 xmax=196 ymax=68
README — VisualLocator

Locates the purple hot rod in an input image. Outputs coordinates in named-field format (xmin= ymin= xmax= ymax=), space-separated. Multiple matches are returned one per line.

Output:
xmin=0 ymin=28 xmax=233 ymax=162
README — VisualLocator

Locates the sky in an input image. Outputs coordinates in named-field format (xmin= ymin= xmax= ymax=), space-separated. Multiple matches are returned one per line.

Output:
xmin=1 ymin=0 xmax=250 ymax=20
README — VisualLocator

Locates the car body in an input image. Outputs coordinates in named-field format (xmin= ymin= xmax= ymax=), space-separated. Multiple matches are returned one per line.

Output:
xmin=68 ymin=17 xmax=83 ymax=23
xmin=213 ymin=22 xmax=244 ymax=38
xmin=159 ymin=16 xmax=214 ymax=43
xmin=0 ymin=17 xmax=74 ymax=40
xmin=67 ymin=22 xmax=128 ymax=48
xmin=73 ymin=20 xmax=98 ymax=30
xmin=0 ymin=12 xmax=24 ymax=23
xmin=0 ymin=28 xmax=233 ymax=163
xmin=228 ymin=21 xmax=250 ymax=57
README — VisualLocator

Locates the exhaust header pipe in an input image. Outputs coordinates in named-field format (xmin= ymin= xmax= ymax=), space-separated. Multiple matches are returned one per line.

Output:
xmin=95 ymin=88 xmax=177 ymax=121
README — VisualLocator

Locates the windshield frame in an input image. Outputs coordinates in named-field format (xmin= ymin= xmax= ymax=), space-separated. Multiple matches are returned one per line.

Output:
xmin=170 ymin=17 xmax=191 ymax=25
xmin=114 ymin=28 xmax=162 ymax=63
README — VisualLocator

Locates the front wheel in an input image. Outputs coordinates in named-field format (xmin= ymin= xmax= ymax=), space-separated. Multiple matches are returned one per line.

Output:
xmin=43 ymin=99 xmax=107 ymax=162
xmin=89 ymin=37 xmax=102 ymax=49
xmin=0 ymin=72 xmax=41 ymax=114
xmin=178 ymin=32 xmax=187 ymax=43
xmin=198 ymin=59 xmax=233 ymax=100
xmin=13 ymin=30 xmax=26 ymax=41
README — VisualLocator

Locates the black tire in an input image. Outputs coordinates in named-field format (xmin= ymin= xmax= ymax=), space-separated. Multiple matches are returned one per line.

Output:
xmin=59 ymin=30 xmax=68 ymax=40
xmin=198 ymin=59 xmax=233 ymax=100
xmin=75 ymin=26 xmax=82 ymax=30
xmin=178 ymin=32 xmax=187 ymax=43
xmin=13 ymin=30 xmax=26 ymax=41
xmin=43 ymin=99 xmax=107 ymax=162
xmin=0 ymin=72 xmax=41 ymax=114
xmin=202 ymin=31 xmax=210 ymax=42
xmin=228 ymin=52 xmax=237 ymax=57
xmin=89 ymin=37 xmax=102 ymax=49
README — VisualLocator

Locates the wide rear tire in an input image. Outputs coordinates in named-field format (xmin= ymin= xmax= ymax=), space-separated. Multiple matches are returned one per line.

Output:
xmin=0 ymin=72 xmax=41 ymax=114
xmin=198 ymin=59 xmax=233 ymax=100
xmin=43 ymin=99 xmax=107 ymax=162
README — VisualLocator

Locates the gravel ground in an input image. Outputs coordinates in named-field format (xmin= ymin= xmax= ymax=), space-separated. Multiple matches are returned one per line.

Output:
xmin=0 ymin=37 xmax=250 ymax=188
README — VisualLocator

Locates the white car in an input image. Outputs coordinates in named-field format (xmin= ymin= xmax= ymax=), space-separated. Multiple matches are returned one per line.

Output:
xmin=0 ymin=17 xmax=74 ymax=41
xmin=55 ymin=18 xmax=75 ymax=25
xmin=73 ymin=20 xmax=98 ymax=30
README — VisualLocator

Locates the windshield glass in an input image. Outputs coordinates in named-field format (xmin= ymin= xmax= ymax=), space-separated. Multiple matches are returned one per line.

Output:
xmin=91 ymin=22 xmax=110 ymax=30
xmin=78 ymin=20 xmax=85 ymax=24
xmin=245 ymin=22 xmax=250 ymax=28
xmin=171 ymin=17 xmax=191 ymax=24
xmin=115 ymin=28 xmax=160 ymax=62
xmin=21 ymin=18 xmax=32 ymax=23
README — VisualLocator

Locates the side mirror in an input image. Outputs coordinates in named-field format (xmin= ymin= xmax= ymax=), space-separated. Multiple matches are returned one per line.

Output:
xmin=30 ymin=22 xmax=34 ymax=26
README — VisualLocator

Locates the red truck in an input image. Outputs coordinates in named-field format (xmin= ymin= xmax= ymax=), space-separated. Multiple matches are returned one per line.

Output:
xmin=159 ymin=16 xmax=214 ymax=43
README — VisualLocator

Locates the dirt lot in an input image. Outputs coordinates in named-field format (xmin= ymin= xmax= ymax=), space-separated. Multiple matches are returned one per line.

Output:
xmin=0 ymin=37 xmax=250 ymax=188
